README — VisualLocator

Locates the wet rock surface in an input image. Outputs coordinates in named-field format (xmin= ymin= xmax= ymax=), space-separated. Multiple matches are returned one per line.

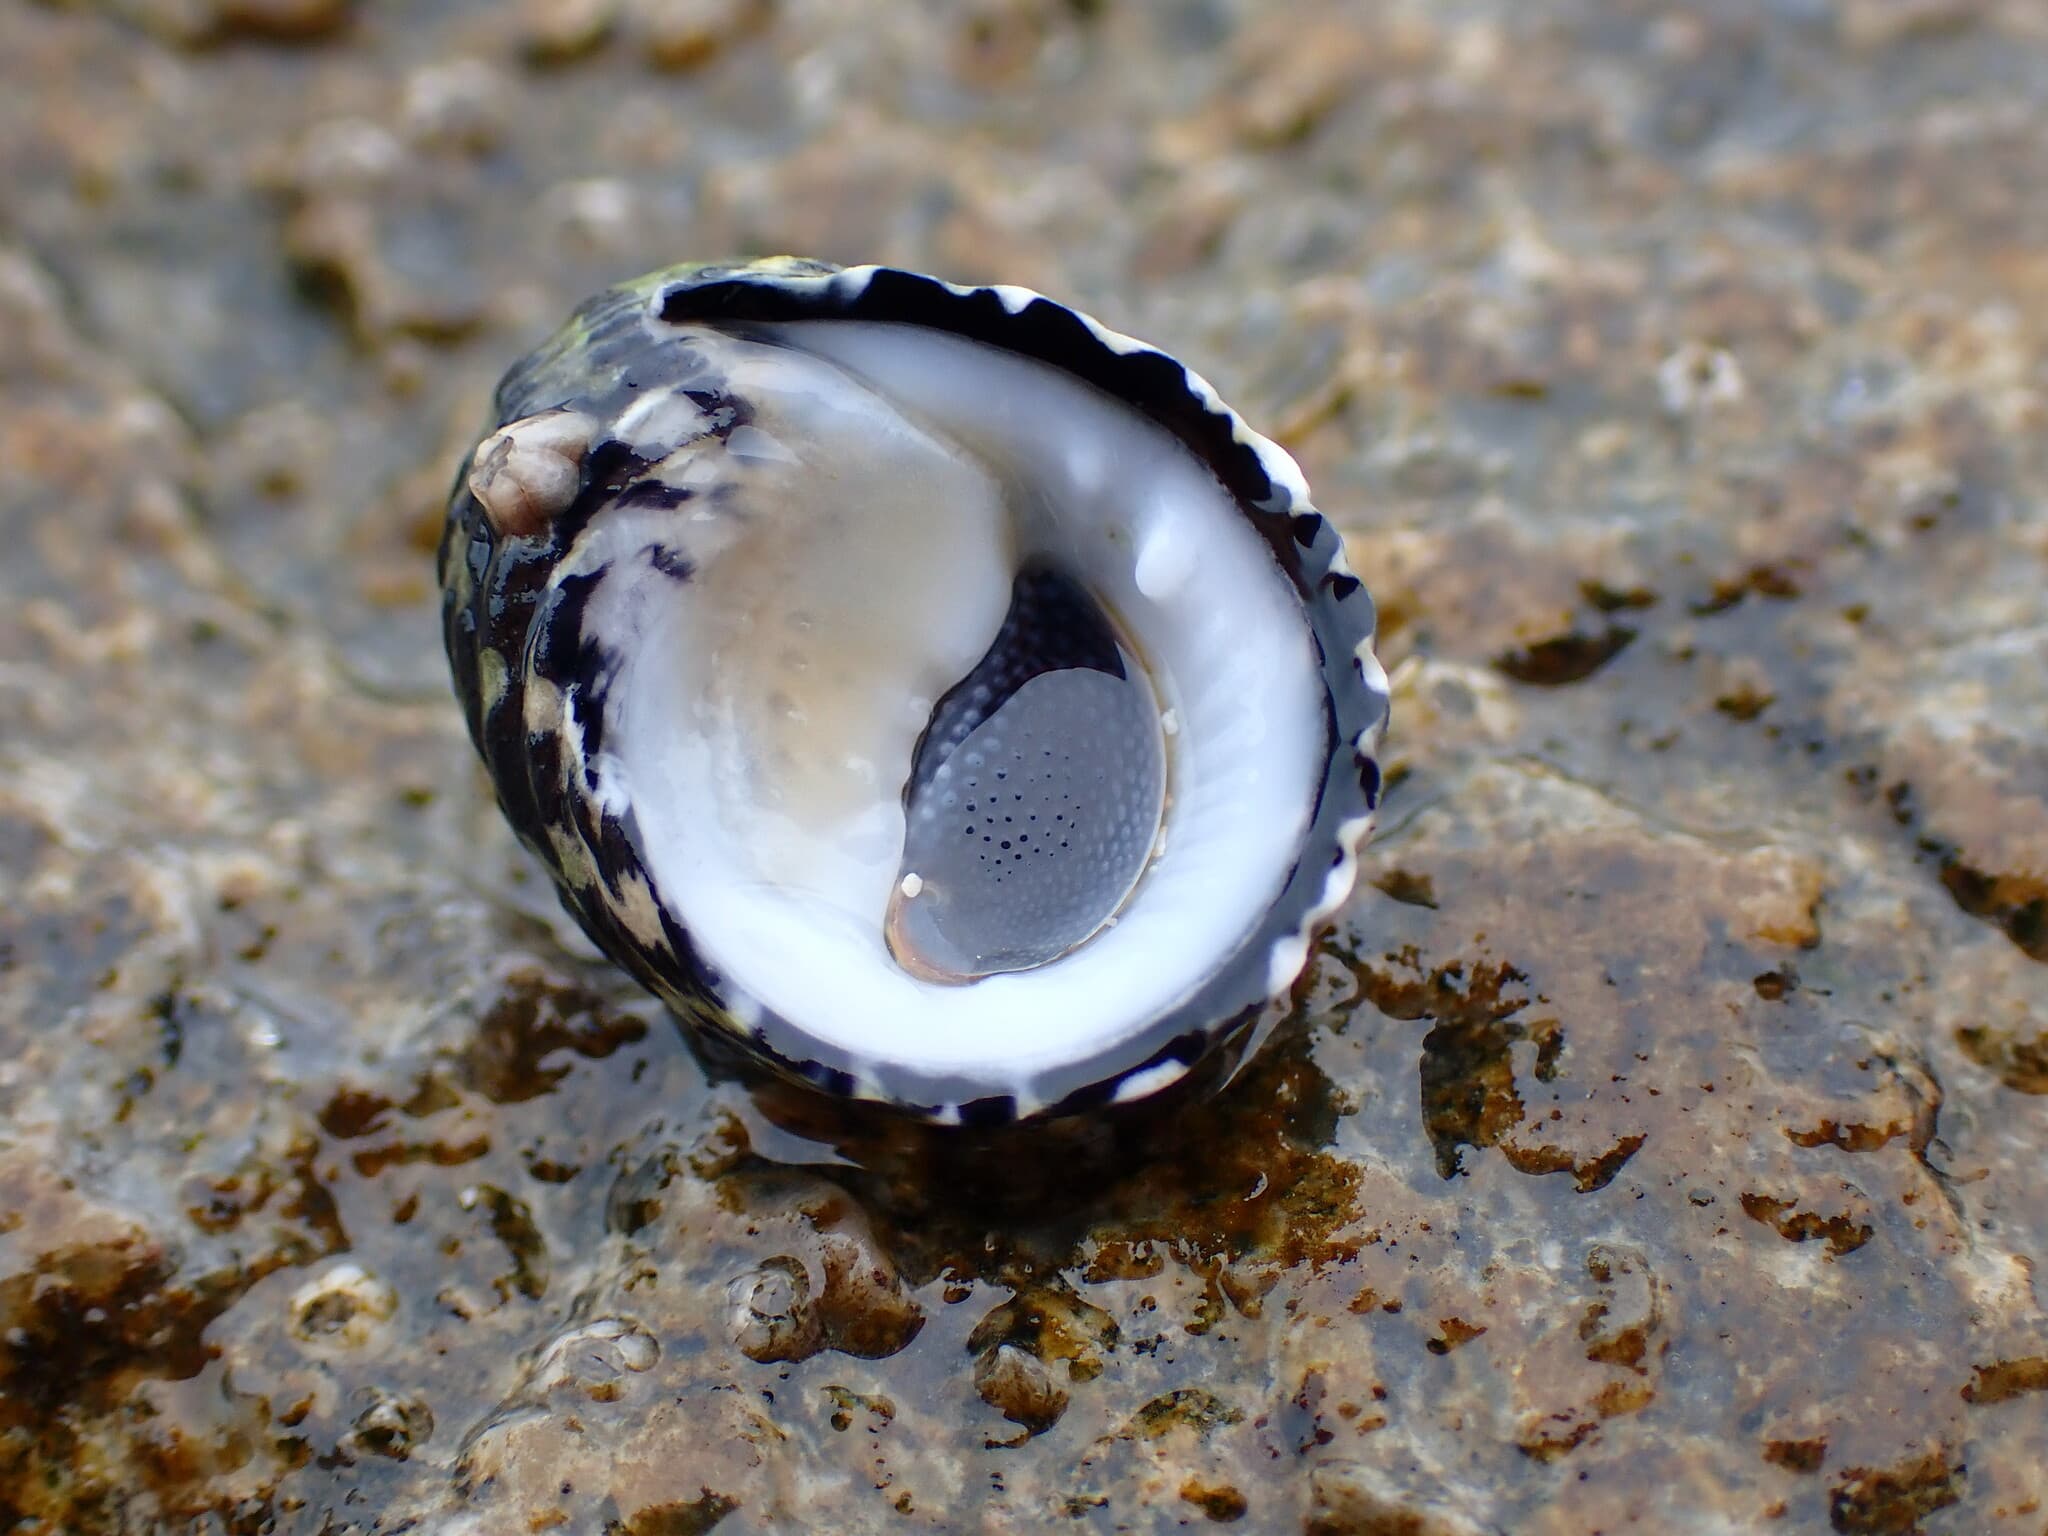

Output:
xmin=2 ymin=0 xmax=2046 ymax=1530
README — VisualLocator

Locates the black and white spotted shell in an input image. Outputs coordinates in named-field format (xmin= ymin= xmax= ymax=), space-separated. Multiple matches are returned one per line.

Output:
xmin=439 ymin=258 xmax=1390 ymax=1125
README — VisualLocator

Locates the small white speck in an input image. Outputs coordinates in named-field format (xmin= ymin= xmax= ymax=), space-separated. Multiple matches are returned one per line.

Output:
xmin=1266 ymin=933 xmax=1312 ymax=997
xmin=1657 ymin=342 xmax=1745 ymax=416
xmin=899 ymin=872 xmax=924 ymax=899
xmin=1113 ymin=1059 xmax=1188 ymax=1103
xmin=1133 ymin=521 xmax=1197 ymax=600
xmin=1160 ymin=708 xmax=1180 ymax=737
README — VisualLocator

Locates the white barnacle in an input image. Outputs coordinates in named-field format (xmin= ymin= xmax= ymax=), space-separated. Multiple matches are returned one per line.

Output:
xmin=467 ymin=408 xmax=598 ymax=537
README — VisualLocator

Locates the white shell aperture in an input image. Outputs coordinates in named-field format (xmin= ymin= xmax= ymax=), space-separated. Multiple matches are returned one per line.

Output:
xmin=586 ymin=322 xmax=1325 ymax=1082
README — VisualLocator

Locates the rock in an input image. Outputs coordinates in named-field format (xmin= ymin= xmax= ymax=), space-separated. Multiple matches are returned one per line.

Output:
xmin=629 ymin=0 xmax=771 ymax=71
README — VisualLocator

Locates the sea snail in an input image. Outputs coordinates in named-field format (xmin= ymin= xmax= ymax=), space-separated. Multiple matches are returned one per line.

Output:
xmin=439 ymin=259 xmax=1391 ymax=1124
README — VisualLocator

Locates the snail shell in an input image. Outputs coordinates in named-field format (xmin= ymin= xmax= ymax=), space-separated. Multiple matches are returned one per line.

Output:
xmin=440 ymin=259 xmax=1390 ymax=1124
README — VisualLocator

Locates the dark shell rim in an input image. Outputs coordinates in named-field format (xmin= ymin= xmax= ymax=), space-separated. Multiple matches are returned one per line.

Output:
xmin=442 ymin=259 xmax=1391 ymax=1125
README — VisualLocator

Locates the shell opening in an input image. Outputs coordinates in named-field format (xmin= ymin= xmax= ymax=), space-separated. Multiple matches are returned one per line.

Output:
xmin=588 ymin=320 xmax=1323 ymax=1079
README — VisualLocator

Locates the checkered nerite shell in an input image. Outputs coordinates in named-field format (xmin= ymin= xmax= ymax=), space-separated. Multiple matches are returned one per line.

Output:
xmin=438 ymin=259 xmax=1391 ymax=1125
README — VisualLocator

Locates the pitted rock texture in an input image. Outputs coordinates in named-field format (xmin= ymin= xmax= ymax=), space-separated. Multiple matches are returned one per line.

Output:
xmin=2 ymin=1 xmax=2045 ymax=1531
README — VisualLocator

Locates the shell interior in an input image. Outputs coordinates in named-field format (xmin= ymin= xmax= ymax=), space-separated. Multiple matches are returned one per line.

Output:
xmin=587 ymin=319 xmax=1326 ymax=1080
